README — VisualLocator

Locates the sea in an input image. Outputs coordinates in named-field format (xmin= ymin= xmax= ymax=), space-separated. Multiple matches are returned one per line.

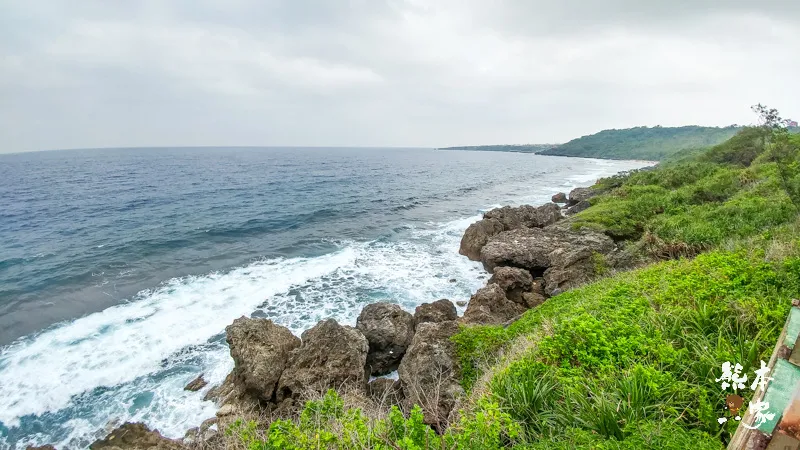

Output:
xmin=0 ymin=147 xmax=650 ymax=449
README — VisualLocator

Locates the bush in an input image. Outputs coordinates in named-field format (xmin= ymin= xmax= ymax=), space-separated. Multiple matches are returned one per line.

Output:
xmin=454 ymin=250 xmax=800 ymax=446
xmin=227 ymin=390 xmax=522 ymax=450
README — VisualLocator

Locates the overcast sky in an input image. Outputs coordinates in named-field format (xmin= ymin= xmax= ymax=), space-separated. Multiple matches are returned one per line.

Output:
xmin=1 ymin=1 xmax=798 ymax=153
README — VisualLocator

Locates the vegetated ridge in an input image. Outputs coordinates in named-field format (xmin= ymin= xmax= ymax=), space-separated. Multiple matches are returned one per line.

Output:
xmin=76 ymin=106 xmax=800 ymax=450
xmin=437 ymin=144 xmax=554 ymax=153
xmin=539 ymin=125 xmax=743 ymax=160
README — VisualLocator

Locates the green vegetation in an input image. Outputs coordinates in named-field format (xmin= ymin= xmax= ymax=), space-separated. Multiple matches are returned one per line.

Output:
xmin=226 ymin=390 xmax=521 ymax=449
xmin=455 ymin=249 xmax=800 ymax=448
xmin=437 ymin=144 xmax=552 ymax=153
xmin=228 ymin=107 xmax=800 ymax=449
xmin=540 ymin=125 xmax=740 ymax=160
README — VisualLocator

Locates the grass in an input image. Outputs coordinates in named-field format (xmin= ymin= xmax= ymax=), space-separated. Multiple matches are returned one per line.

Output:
xmin=224 ymin=119 xmax=800 ymax=449
xmin=455 ymin=248 xmax=800 ymax=447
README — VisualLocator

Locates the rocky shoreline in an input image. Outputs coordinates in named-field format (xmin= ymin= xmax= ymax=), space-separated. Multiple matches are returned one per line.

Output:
xmin=32 ymin=185 xmax=635 ymax=450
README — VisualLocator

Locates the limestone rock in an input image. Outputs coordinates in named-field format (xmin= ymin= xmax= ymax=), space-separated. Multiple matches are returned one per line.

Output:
xmin=225 ymin=317 xmax=300 ymax=401
xmin=398 ymin=321 xmax=463 ymax=431
xmin=461 ymin=283 xmax=526 ymax=325
xmin=483 ymin=203 xmax=562 ymax=231
xmin=277 ymin=319 xmax=369 ymax=401
xmin=521 ymin=292 xmax=546 ymax=309
xmin=567 ymin=187 xmax=594 ymax=206
xmin=566 ymin=200 xmax=591 ymax=215
xmin=183 ymin=375 xmax=207 ymax=392
xmin=89 ymin=423 xmax=184 ymax=450
xmin=459 ymin=218 xmax=504 ymax=261
xmin=479 ymin=227 xmax=614 ymax=274
xmin=414 ymin=299 xmax=457 ymax=326
xmin=487 ymin=266 xmax=533 ymax=305
xmin=356 ymin=302 xmax=415 ymax=375
xmin=551 ymin=192 xmax=568 ymax=204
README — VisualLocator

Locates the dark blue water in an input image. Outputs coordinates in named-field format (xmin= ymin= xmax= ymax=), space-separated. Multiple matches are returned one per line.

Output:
xmin=0 ymin=147 xmax=649 ymax=449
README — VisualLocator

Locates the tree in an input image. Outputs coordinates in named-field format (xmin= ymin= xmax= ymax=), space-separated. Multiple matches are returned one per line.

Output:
xmin=752 ymin=104 xmax=800 ymax=209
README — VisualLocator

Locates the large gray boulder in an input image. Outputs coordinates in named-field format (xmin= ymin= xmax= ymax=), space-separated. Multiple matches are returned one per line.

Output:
xmin=483 ymin=203 xmax=562 ymax=231
xmin=487 ymin=266 xmax=533 ymax=305
xmin=277 ymin=319 xmax=369 ymax=401
xmin=567 ymin=187 xmax=595 ymax=206
xmin=479 ymin=227 xmax=614 ymax=273
xmin=480 ymin=227 xmax=615 ymax=296
xmin=566 ymin=200 xmax=591 ymax=215
xmin=398 ymin=321 xmax=463 ymax=432
xmin=459 ymin=204 xmax=563 ymax=261
xmin=225 ymin=317 xmax=300 ymax=401
xmin=461 ymin=283 xmax=527 ymax=325
xmin=356 ymin=302 xmax=415 ymax=376
xmin=459 ymin=218 xmax=504 ymax=261
xmin=551 ymin=192 xmax=568 ymax=204
xmin=90 ymin=423 xmax=184 ymax=450
xmin=414 ymin=299 xmax=457 ymax=326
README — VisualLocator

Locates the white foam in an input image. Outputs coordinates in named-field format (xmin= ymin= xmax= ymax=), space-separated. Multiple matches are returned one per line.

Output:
xmin=0 ymin=158 xmax=654 ymax=449
xmin=0 ymin=249 xmax=356 ymax=427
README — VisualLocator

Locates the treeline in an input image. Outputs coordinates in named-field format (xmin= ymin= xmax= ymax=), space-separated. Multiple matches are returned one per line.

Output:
xmin=540 ymin=125 xmax=741 ymax=160
xmin=438 ymin=144 xmax=553 ymax=153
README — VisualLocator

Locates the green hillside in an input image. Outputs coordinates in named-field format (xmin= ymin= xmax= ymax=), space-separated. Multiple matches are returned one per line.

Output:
xmin=540 ymin=125 xmax=741 ymax=161
xmin=438 ymin=144 xmax=553 ymax=153
xmin=224 ymin=108 xmax=800 ymax=449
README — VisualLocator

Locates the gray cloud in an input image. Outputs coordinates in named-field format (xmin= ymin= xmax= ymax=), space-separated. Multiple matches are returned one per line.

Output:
xmin=1 ymin=0 xmax=798 ymax=153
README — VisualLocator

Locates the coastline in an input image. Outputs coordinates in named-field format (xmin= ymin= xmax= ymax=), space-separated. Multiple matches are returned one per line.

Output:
xmin=1 ymin=158 xmax=651 ymax=450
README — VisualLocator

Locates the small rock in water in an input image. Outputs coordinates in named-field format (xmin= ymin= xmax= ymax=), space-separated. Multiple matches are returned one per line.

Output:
xmin=455 ymin=300 xmax=467 ymax=307
xmin=184 ymin=374 xmax=208 ymax=392
xmin=448 ymin=278 xmax=457 ymax=283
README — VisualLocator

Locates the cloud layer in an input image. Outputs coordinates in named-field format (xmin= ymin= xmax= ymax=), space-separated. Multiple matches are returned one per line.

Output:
xmin=1 ymin=0 xmax=798 ymax=152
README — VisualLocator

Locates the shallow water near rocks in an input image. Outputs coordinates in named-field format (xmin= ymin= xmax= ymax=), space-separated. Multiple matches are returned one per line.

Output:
xmin=0 ymin=147 xmax=650 ymax=449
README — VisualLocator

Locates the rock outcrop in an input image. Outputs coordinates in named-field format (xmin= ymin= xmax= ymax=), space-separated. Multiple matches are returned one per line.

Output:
xmin=567 ymin=187 xmax=594 ymax=206
xmin=483 ymin=203 xmax=562 ymax=231
xmin=566 ymin=200 xmax=591 ymax=215
xmin=183 ymin=375 xmax=207 ymax=392
xmin=487 ymin=266 xmax=533 ymax=305
xmin=551 ymin=192 xmax=567 ymax=204
xmin=461 ymin=283 xmax=526 ymax=325
xmin=397 ymin=321 xmax=463 ymax=431
xmin=479 ymin=226 xmax=614 ymax=296
xmin=90 ymin=423 xmax=184 ymax=450
xmin=459 ymin=218 xmax=504 ymax=260
xmin=225 ymin=317 xmax=300 ymax=402
xmin=414 ymin=299 xmax=457 ymax=326
xmin=459 ymin=203 xmax=563 ymax=261
xmin=356 ymin=302 xmax=415 ymax=375
xmin=277 ymin=319 xmax=369 ymax=401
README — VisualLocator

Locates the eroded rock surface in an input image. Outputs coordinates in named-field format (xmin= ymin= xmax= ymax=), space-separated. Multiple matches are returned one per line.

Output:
xmin=89 ymin=423 xmax=184 ymax=450
xmin=551 ymin=192 xmax=567 ymax=203
xmin=487 ymin=266 xmax=533 ymax=305
xmin=414 ymin=299 xmax=457 ymax=326
xmin=356 ymin=302 xmax=415 ymax=375
xmin=461 ymin=283 xmax=526 ymax=325
xmin=277 ymin=319 xmax=369 ymax=401
xmin=483 ymin=203 xmax=562 ymax=231
xmin=398 ymin=321 xmax=463 ymax=431
xmin=225 ymin=317 xmax=300 ymax=402
xmin=459 ymin=218 xmax=504 ymax=260
xmin=479 ymin=226 xmax=615 ymax=296
xmin=567 ymin=187 xmax=594 ymax=206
